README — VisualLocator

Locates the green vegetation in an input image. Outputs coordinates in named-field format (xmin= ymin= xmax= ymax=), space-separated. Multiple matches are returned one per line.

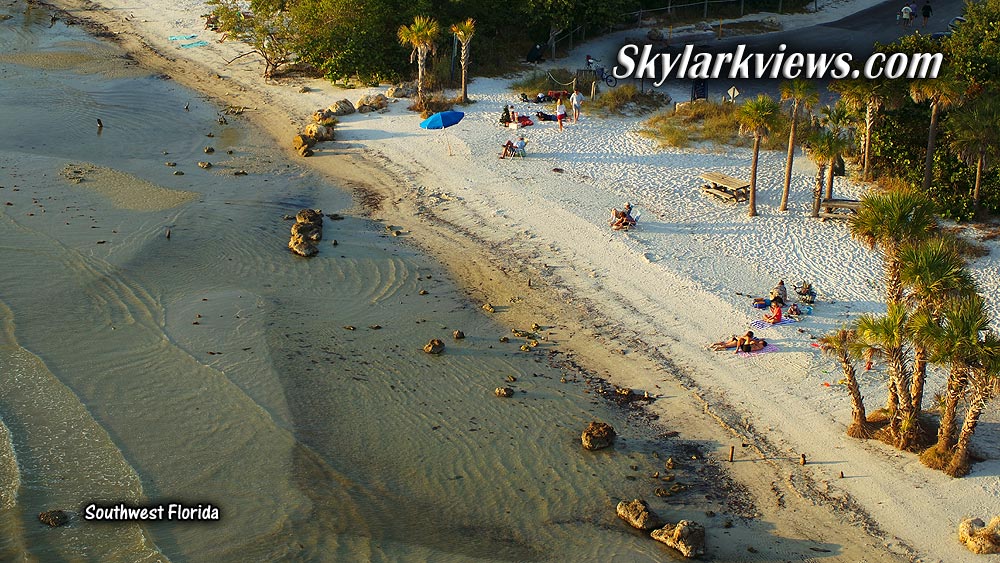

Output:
xmin=587 ymin=84 xmax=668 ymax=117
xmin=511 ymin=69 xmax=575 ymax=97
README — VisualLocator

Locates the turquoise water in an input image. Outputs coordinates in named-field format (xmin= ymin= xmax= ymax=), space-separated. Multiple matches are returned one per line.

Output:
xmin=0 ymin=3 xmax=720 ymax=561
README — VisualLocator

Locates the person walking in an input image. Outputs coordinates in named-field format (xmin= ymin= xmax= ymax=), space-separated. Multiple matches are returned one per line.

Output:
xmin=555 ymin=97 xmax=567 ymax=131
xmin=921 ymin=0 xmax=932 ymax=27
xmin=570 ymin=88 xmax=583 ymax=123
xmin=900 ymin=3 xmax=912 ymax=26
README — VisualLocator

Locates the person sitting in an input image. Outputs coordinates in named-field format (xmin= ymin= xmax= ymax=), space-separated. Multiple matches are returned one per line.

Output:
xmin=535 ymin=92 xmax=549 ymax=103
xmin=609 ymin=202 xmax=637 ymax=230
xmin=514 ymin=136 xmax=527 ymax=157
xmin=586 ymin=54 xmax=600 ymax=69
xmin=499 ymin=140 xmax=515 ymax=159
xmin=535 ymin=111 xmax=557 ymax=122
xmin=786 ymin=303 xmax=802 ymax=318
xmin=763 ymin=297 xmax=783 ymax=324
xmin=769 ymin=280 xmax=788 ymax=304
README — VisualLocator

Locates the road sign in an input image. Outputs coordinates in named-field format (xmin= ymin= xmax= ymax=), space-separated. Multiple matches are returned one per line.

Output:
xmin=728 ymin=86 xmax=740 ymax=102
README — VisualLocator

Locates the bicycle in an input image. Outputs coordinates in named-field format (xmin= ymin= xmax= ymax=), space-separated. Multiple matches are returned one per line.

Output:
xmin=595 ymin=66 xmax=618 ymax=88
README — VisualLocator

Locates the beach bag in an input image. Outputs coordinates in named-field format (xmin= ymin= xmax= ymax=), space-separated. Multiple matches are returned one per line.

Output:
xmin=517 ymin=115 xmax=534 ymax=126
xmin=753 ymin=298 xmax=768 ymax=309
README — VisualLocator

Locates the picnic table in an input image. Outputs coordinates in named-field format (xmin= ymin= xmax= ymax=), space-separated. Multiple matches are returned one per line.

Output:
xmin=700 ymin=172 xmax=750 ymax=203
xmin=817 ymin=198 xmax=860 ymax=220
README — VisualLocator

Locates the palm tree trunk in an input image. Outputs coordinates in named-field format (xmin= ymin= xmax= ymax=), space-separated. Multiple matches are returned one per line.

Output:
xmin=863 ymin=105 xmax=875 ymax=181
xmin=973 ymin=153 xmax=984 ymax=215
xmin=883 ymin=246 xmax=904 ymax=305
xmin=460 ymin=44 xmax=469 ymax=103
xmin=922 ymin=101 xmax=939 ymax=191
xmin=945 ymin=388 xmax=986 ymax=477
xmin=892 ymin=353 xmax=918 ymax=450
xmin=841 ymin=355 xmax=870 ymax=438
xmin=811 ymin=164 xmax=824 ymax=218
xmin=823 ymin=158 xmax=835 ymax=213
xmin=417 ymin=49 xmax=426 ymax=107
xmin=911 ymin=345 xmax=928 ymax=413
xmin=780 ymin=102 xmax=800 ymax=212
xmin=935 ymin=366 xmax=967 ymax=455
xmin=748 ymin=136 xmax=760 ymax=217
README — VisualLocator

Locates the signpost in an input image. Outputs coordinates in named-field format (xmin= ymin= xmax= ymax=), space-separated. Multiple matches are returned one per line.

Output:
xmin=727 ymin=85 xmax=740 ymax=103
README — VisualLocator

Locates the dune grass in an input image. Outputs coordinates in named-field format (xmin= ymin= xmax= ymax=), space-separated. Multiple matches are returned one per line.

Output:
xmin=640 ymin=99 xmax=795 ymax=150
xmin=511 ymin=69 xmax=575 ymax=96
xmin=586 ymin=84 xmax=669 ymax=117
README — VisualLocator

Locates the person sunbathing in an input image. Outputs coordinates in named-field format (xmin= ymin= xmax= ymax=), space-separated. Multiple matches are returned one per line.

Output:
xmin=785 ymin=303 xmax=802 ymax=318
xmin=711 ymin=331 xmax=766 ymax=352
xmin=763 ymin=298 xmax=783 ymax=324
xmin=609 ymin=203 xmax=637 ymax=230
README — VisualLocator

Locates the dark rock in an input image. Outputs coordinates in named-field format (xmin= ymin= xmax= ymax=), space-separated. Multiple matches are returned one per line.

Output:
xmin=495 ymin=387 xmax=514 ymax=398
xmin=197 ymin=161 xmax=212 ymax=169
xmin=581 ymin=421 xmax=616 ymax=450
xmin=453 ymin=330 xmax=465 ymax=339
xmin=204 ymin=146 xmax=215 ymax=154
xmin=38 ymin=510 xmax=69 ymax=527
xmin=173 ymin=170 xmax=184 ymax=175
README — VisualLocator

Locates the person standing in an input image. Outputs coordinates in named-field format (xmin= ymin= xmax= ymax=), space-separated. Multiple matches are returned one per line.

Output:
xmin=569 ymin=88 xmax=583 ymax=123
xmin=556 ymin=97 xmax=567 ymax=131
xmin=921 ymin=0 xmax=932 ymax=27
xmin=900 ymin=3 xmax=912 ymax=26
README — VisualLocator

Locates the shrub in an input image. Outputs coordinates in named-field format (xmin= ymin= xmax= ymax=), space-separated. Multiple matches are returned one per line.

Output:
xmin=588 ymin=84 xmax=668 ymax=116
xmin=408 ymin=92 xmax=455 ymax=117
xmin=511 ymin=69 xmax=574 ymax=96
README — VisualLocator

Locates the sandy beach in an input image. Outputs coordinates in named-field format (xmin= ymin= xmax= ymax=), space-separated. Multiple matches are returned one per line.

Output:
xmin=16 ymin=0 xmax=1000 ymax=560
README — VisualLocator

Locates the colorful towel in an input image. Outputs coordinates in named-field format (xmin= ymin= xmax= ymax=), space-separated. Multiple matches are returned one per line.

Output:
xmin=180 ymin=40 xmax=209 ymax=48
xmin=749 ymin=318 xmax=797 ymax=330
xmin=737 ymin=344 xmax=780 ymax=357
xmin=168 ymin=34 xmax=198 ymax=41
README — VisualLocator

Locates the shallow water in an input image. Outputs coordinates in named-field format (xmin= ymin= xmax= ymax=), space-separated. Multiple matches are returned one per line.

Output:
xmin=0 ymin=3 xmax=731 ymax=562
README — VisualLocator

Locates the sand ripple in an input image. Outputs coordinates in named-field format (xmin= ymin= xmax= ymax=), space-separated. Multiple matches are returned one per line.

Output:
xmin=60 ymin=162 xmax=196 ymax=211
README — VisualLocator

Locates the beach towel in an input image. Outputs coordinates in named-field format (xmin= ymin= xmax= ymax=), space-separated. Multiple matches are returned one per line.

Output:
xmin=737 ymin=344 xmax=779 ymax=357
xmin=180 ymin=40 xmax=210 ymax=48
xmin=169 ymin=34 xmax=198 ymax=41
xmin=749 ymin=318 xmax=797 ymax=330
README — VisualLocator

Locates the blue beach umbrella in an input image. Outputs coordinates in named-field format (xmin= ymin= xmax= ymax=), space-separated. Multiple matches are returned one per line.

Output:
xmin=419 ymin=110 xmax=465 ymax=129
xmin=419 ymin=111 xmax=465 ymax=155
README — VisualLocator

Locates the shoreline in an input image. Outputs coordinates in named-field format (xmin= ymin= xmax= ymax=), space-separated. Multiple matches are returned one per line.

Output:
xmin=32 ymin=0 xmax=996 ymax=561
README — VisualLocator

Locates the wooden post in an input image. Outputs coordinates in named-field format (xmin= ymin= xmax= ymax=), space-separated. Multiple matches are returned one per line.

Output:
xmin=800 ymin=453 xmax=807 ymax=465
xmin=741 ymin=0 xmax=745 ymax=16
xmin=718 ymin=19 xmax=723 ymax=39
xmin=591 ymin=80 xmax=596 ymax=100
xmin=728 ymin=445 xmax=735 ymax=462
xmin=704 ymin=0 xmax=709 ymax=19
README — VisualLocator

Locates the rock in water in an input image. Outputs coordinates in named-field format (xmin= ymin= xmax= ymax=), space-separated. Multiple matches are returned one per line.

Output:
xmin=616 ymin=499 xmax=661 ymax=530
xmin=581 ymin=421 xmax=616 ymax=450
xmin=423 ymin=339 xmax=445 ymax=354
xmin=959 ymin=517 xmax=1000 ymax=554
xmin=291 ymin=221 xmax=322 ymax=242
xmin=288 ymin=234 xmax=318 ymax=257
xmin=453 ymin=330 xmax=465 ymax=340
xmin=494 ymin=387 xmax=513 ymax=398
xmin=38 ymin=510 xmax=69 ymax=527
xmin=651 ymin=520 xmax=706 ymax=558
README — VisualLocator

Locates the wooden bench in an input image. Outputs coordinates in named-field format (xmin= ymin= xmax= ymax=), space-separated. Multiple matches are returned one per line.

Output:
xmin=700 ymin=172 xmax=750 ymax=203
xmin=817 ymin=198 xmax=860 ymax=220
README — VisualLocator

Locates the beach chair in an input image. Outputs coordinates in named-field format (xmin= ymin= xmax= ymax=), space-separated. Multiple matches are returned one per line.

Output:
xmin=511 ymin=140 xmax=528 ymax=159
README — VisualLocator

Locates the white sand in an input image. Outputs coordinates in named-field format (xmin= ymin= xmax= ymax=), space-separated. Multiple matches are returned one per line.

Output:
xmin=48 ymin=0 xmax=1000 ymax=560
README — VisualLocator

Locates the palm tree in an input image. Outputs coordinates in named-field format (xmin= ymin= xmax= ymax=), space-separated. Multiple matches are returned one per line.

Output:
xmin=830 ymin=78 xmax=898 ymax=180
xmin=946 ymin=330 xmax=1000 ymax=477
xmin=947 ymin=96 xmax=1000 ymax=215
xmin=911 ymin=295 xmax=989 ymax=469
xmin=737 ymin=94 xmax=782 ymax=217
xmin=819 ymin=327 xmax=874 ymax=438
xmin=779 ymin=79 xmax=819 ymax=212
xmin=849 ymin=189 xmax=937 ymax=305
xmin=855 ymin=303 xmax=920 ymax=451
xmin=398 ymin=16 xmax=441 ymax=107
xmin=820 ymin=101 xmax=854 ymax=139
xmin=899 ymin=237 xmax=975 ymax=413
xmin=449 ymin=18 xmax=475 ymax=104
xmin=805 ymin=129 xmax=848 ymax=215
xmin=910 ymin=71 xmax=964 ymax=191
